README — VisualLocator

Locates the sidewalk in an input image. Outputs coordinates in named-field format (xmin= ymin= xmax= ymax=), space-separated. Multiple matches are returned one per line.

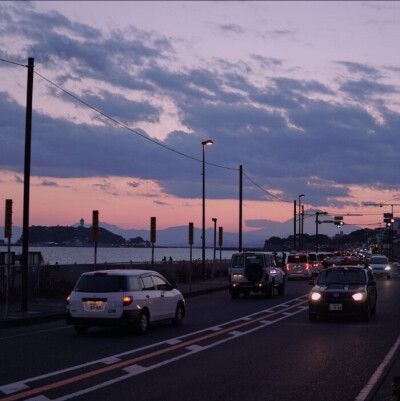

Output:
xmin=0 ymin=278 xmax=230 ymax=329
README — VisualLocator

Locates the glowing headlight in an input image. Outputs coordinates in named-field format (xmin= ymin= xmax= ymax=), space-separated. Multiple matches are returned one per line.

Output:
xmin=352 ymin=292 xmax=365 ymax=301
xmin=270 ymin=270 xmax=277 ymax=274
xmin=311 ymin=292 xmax=321 ymax=301
xmin=385 ymin=266 xmax=391 ymax=271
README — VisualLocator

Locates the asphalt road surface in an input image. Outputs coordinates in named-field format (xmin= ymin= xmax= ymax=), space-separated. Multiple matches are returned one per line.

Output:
xmin=1 ymin=275 xmax=399 ymax=401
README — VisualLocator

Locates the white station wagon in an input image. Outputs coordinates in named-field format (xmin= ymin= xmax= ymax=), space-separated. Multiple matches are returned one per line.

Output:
xmin=66 ymin=269 xmax=185 ymax=334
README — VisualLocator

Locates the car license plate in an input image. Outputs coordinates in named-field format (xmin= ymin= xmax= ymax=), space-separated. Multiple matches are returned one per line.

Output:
xmin=84 ymin=301 xmax=105 ymax=312
xmin=329 ymin=304 xmax=342 ymax=311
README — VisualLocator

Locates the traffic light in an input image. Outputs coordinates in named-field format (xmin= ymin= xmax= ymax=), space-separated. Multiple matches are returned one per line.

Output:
xmin=4 ymin=199 xmax=12 ymax=238
xmin=92 ymin=210 xmax=99 ymax=242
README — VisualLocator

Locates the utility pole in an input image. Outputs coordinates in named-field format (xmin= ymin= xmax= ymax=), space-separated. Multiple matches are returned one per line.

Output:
xmin=293 ymin=200 xmax=297 ymax=251
xmin=315 ymin=212 xmax=327 ymax=253
xmin=21 ymin=57 xmax=34 ymax=312
xmin=301 ymin=205 xmax=305 ymax=251
xmin=239 ymin=165 xmax=243 ymax=252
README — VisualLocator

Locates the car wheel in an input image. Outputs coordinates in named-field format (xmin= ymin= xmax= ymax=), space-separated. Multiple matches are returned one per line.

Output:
xmin=277 ymin=279 xmax=285 ymax=295
xmin=137 ymin=311 xmax=149 ymax=334
xmin=74 ymin=324 xmax=89 ymax=335
xmin=265 ymin=283 xmax=275 ymax=298
xmin=173 ymin=303 xmax=184 ymax=326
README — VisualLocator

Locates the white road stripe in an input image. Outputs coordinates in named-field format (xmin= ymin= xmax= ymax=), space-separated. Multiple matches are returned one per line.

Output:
xmin=355 ymin=333 xmax=400 ymax=401
xmin=0 ymin=294 xmax=309 ymax=395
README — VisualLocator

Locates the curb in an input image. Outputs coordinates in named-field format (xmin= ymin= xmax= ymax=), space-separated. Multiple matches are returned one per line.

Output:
xmin=0 ymin=285 xmax=229 ymax=330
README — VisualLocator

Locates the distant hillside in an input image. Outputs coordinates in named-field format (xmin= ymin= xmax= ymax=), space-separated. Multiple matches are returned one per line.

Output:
xmin=15 ymin=225 xmax=126 ymax=246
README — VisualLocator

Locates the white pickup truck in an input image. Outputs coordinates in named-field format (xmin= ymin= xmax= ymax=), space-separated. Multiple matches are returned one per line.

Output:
xmin=228 ymin=252 xmax=285 ymax=299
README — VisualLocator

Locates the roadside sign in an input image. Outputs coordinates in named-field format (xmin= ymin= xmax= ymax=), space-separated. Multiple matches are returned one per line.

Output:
xmin=92 ymin=210 xmax=99 ymax=242
xmin=4 ymin=199 xmax=12 ymax=238
xmin=188 ymin=222 xmax=193 ymax=245
xmin=219 ymin=227 xmax=223 ymax=247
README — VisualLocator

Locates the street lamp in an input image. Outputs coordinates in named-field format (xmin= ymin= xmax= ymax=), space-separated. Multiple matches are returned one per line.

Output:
xmin=202 ymin=139 xmax=213 ymax=279
xmin=212 ymin=218 xmax=217 ymax=265
xmin=298 ymin=194 xmax=305 ymax=251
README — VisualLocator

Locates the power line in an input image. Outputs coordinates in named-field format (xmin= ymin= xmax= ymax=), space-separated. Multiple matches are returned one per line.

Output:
xmin=34 ymin=70 xmax=238 ymax=171
xmin=0 ymin=57 xmax=26 ymax=68
xmin=242 ymin=171 xmax=291 ymax=203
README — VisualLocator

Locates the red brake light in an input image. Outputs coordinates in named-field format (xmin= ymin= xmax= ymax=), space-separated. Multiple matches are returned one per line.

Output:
xmin=286 ymin=264 xmax=290 ymax=270
xmin=305 ymin=264 xmax=309 ymax=270
xmin=123 ymin=296 xmax=133 ymax=306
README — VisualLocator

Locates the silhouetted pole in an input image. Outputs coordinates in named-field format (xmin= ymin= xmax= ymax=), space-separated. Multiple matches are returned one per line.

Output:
xmin=212 ymin=218 xmax=217 ymax=264
xmin=301 ymin=205 xmax=305 ymax=250
xmin=239 ymin=165 xmax=243 ymax=252
xmin=202 ymin=140 xmax=213 ymax=279
xmin=293 ymin=200 xmax=297 ymax=251
xmin=21 ymin=57 xmax=34 ymax=312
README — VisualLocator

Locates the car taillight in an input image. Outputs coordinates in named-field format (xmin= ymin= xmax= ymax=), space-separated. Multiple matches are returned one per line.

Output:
xmin=286 ymin=264 xmax=290 ymax=270
xmin=305 ymin=264 xmax=309 ymax=270
xmin=66 ymin=295 xmax=70 ymax=305
xmin=123 ymin=296 xmax=133 ymax=306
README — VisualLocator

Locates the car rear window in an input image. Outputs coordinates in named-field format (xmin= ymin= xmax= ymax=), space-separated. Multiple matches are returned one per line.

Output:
xmin=308 ymin=254 xmax=317 ymax=262
xmin=74 ymin=275 xmax=124 ymax=292
xmin=317 ymin=269 xmax=366 ymax=285
xmin=288 ymin=255 xmax=307 ymax=263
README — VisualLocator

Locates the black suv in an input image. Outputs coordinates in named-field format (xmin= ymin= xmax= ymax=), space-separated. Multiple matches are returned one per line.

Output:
xmin=308 ymin=266 xmax=377 ymax=321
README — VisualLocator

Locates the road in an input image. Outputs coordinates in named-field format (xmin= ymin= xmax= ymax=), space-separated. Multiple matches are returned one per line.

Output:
xmin=0 ymin=276 xmax=399 ymax=401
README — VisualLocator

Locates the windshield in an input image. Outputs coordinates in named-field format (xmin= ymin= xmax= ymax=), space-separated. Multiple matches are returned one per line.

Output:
xmin=231 ymin=254 xmax=265 ymax=268
xmin=370 ymin=257 xmax=388 ymax=264
xmin=317 ymin=269 xmax=366 ymax=285
xmin=74 ymin=275 xmax=124 ymax=292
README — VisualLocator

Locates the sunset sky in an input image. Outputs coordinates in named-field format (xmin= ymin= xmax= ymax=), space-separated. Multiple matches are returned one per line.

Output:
xmin=1 ymin=1 xmax=400 ymax=236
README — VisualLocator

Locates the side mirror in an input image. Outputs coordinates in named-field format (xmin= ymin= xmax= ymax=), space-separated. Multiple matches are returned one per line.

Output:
xmin=309 ymin=280 xmax=315 ymax=286
xmin=170 ymin=282 xmax=177 ymax=290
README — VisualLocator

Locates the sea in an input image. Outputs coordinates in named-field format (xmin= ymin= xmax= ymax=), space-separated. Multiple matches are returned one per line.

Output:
xmin=0 ymin=246 xmax=238 ymax=265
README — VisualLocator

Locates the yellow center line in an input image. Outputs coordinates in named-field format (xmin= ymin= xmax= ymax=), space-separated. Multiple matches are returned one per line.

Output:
xmin=1 ymin=299 xmax=308 ymax=401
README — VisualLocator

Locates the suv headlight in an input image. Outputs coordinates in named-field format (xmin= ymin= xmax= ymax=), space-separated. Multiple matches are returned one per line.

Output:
xmin=352 ymin=292 xmax=365 ymax=301
xmin=311 ymin=292 xmax=321 ymax=301
xmin=385 ymin=265 xmax=391 ymax=271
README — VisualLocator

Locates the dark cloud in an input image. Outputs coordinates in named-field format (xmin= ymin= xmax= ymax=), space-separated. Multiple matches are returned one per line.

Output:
xmin=261 ymin=29 xmax=296 ymax=40
xmin=339 ymin=79 xmax=398 ymax=101
xmin=40 ymin=180 xmax=60 ymax=187
xmin=127 ymin=182 xmax=140 ymax=188
xmin=153 ymin=200 xmax=168 ymax=206
xmin=218 ymin=24 xmax=244 ymax=34
xmin=336 ymin=61 xmax=381 ymax=77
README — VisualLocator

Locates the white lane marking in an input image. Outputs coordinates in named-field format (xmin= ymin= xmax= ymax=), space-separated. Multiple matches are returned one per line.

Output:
xmin=52 ymin=306 xmax=307 ymax=401
xmin=165 ymin=339 xmax=181 ymax=345
xmin=25 ymin=396 xmax=51 ymax=401
xmin=0 ymin=326 xmax=69 ymax=341
xmin=122 ymin=364 xmax=148 ymax=375
xmin=229 ymin=331 xmax=243 ymax=337
xmin=355 ymin=333 xmax=400 ymax=401
xmin=259 ymin=320 xmax=273 ymax=325
xmin=102 ymin=357 xmax=121 ymax=365
xmin=209 ymin=326 xmax=223 ymax=331
xmin=0 ymin=382 xmax=29 ymax=395
xmin=0 ymin=294 xmax=309 ymax=395
xmin=185 ymin=345 xmax=204 ymax=352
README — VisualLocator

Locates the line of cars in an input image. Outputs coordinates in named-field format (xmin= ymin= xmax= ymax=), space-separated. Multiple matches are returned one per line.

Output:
xmin=65 ymin=251 xmax=393 ymax=335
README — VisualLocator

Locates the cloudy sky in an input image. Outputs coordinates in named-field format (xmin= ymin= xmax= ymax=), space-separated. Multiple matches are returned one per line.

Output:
xmin=1 ymin=1 xmax=400 ymax=234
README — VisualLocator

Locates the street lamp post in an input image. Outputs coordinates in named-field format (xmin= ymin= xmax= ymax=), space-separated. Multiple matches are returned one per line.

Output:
xmin=298 ymin=194 xmax=305 ymax=251
xmin=212 ymin=218 xmax=217 ymax=266
xmin=202 ymin=139 xmax=213 ymax=279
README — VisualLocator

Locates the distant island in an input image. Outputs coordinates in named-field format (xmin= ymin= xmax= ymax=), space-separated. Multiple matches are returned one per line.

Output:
xmin=14 ymin=225 xmax=150 ymax=247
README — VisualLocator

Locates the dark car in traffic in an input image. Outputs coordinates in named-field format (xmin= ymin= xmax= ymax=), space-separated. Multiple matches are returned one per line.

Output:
xmin=308 ymin=266 xmax=377 ymax=321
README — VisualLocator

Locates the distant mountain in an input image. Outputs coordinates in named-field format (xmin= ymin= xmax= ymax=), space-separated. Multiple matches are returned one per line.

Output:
xmin=1 ymin=216 xmax=362 ymax=248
